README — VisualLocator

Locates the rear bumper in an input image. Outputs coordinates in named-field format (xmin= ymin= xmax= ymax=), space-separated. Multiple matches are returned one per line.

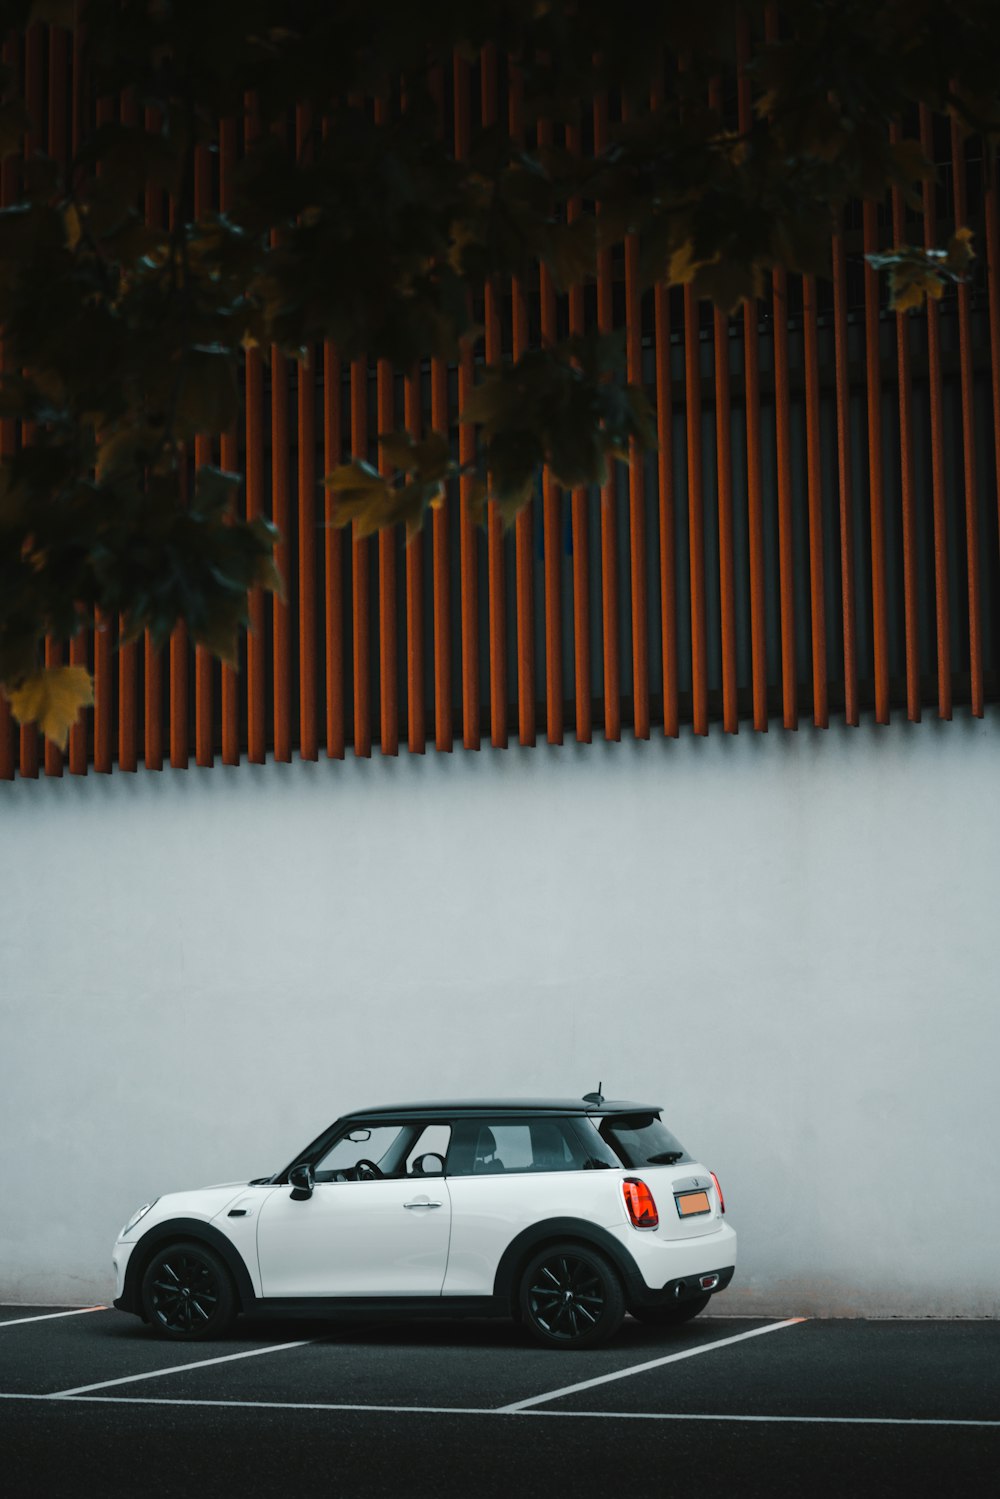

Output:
xmin=608 ymin=1220 xmax=738 ymax=1306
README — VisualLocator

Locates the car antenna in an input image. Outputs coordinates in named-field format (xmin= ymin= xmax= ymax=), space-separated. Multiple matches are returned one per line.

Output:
xmin=582 ymin=1082 xmax=604 ymax=1106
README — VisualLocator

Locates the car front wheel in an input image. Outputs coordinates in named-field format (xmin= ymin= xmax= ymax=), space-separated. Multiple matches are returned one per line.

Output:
xmin=140 ymin=1240 xmax=237 ymax=1340
xmin=518 ymin=1243 xmax=626 ymax=1350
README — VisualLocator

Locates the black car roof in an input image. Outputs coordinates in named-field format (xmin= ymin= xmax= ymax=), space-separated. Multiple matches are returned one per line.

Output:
xmin=342 ymin=1098 xmax=660 ymax=1120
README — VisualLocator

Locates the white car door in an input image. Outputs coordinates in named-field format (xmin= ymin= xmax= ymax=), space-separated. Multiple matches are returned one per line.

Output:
xmin=256 ymin=1123 xmax=452 ymax=1298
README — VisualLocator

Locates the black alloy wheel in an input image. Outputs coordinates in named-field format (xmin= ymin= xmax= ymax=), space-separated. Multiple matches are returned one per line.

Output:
xmin=630 ymin=1292 xmax=712 ymax=1326
xmin=519 ymin=1242 xmax=625 ymax=1350
xmin=140 ymin=1241 xmax=237 ymax=1340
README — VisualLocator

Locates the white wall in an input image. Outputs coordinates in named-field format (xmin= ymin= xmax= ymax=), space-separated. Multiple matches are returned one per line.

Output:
xmin=2 ymin=712 xmax=998 ymax=1316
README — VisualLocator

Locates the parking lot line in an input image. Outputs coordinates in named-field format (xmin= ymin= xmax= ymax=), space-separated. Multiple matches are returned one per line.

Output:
xmin=0 ymin=1392 xmax=997 ymax=1428
xmin=48 ymin=1337 xmax=322 ymax=1398
xmin=495 ymin=1317 xmax=807 ymax=1413
xmin=0 ymin=1307 xmax=106 ymax=1329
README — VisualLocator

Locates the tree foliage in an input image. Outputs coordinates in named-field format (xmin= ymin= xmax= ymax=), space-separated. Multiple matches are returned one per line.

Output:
xmin=0 ymin=0 xmax=996 ymax=745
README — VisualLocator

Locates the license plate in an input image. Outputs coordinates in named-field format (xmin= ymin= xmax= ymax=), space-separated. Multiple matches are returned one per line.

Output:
xmin=676 ymin=1190 xmax=711 ymax=1217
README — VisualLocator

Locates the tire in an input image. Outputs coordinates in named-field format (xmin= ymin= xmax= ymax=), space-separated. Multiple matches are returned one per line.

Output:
xmin=140 ymin=1240 xmax=237 ymax=1341
xmin=518 ymin=1242 xmax=626 ymax=1350
xmin=630 ymin=1292 xmax=711 ymax=1326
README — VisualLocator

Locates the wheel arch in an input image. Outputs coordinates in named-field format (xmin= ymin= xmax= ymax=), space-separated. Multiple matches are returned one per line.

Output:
xmin=492 ymin=1217 xmax=643 ymax=1314
xmin=121 ymin=1218 xmax=257 ymax=1316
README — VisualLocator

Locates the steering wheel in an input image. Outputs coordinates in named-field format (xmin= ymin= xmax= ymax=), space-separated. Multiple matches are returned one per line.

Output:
xmin=354 ymin=1158 xmax=382 ymax=1181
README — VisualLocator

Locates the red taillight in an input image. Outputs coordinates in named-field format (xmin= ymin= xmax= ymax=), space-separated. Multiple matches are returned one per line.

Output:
xmin=622 ymin=1178 xmax=659 ymax=1230
xmin=710 ymin=1171 xmax=725 ymax=1214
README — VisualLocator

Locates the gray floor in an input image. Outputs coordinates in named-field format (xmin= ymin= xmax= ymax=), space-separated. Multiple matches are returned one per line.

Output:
xmin=1 ymin=1305 xmax=997 ymax=1497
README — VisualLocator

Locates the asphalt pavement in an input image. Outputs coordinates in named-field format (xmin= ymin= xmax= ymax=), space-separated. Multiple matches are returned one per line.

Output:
xmin=1 ymin=1305 xmax=997 ymax=1497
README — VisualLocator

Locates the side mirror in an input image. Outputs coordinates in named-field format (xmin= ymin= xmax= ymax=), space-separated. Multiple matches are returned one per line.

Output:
xmin=288 ymin=1162 xmax=314 ymax=1201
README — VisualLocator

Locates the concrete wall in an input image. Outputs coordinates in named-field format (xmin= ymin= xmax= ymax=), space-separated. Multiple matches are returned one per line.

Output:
xmin=2 ymin=712 xmax=998 ymax=1315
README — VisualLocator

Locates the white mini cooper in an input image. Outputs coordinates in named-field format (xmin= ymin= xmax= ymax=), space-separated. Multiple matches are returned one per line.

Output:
xmin=113 ymin=1093 xmax=737 ymax=1350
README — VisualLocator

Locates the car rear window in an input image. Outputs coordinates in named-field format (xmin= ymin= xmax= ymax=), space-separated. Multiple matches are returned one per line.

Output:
xmin=598 ymin=1113 xmax=691 ymax=1168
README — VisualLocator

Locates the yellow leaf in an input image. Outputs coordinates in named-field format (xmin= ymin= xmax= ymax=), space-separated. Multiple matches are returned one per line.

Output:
xmin=64 ymin=204 xmax=83 ymax=251
xmin=667 ymin=241 xmax=700 ymax=285
xmin=892 ymin=281 xmax=924 ymax=313
xmin=5 ymin=665 xmax=93 ymax=750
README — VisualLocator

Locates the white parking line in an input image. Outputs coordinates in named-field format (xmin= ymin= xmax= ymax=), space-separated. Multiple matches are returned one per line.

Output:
xmin=49 ymin=1338 xmax=321 ymax=1397
xmin=495 ymin=1317 xmax=807 ymax=1413
xmin=0 ymin=1307 xmax=106 ymax=1329
xmin=0 ymin=1392 xmax=996 ymax=1428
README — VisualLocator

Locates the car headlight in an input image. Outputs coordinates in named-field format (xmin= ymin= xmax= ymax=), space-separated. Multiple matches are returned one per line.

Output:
xmin=120 ymin=1200 xmax=158 ymax=1238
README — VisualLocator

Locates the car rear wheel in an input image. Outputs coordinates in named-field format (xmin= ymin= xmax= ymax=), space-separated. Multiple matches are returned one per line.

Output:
xmin=518 ymin=1243 xmax=626 ymax=1350
xmin=140 ymin=1241 xmax=237 ymax=1340
xmin=630 ymin=1292 xmax=711 ymax=1326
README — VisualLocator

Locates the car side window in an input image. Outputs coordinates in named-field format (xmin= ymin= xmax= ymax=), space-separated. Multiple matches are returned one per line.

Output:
xmin=406 ymin=1124 xmax=451 ymax=1177
xmin=314 ymin=1125 xmax=407 ymax=1181
xmin=447 ymin=1118 xmax=589 ymax=1176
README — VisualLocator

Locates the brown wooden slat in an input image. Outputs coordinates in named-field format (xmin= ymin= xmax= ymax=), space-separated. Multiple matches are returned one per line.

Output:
xmin=297 ymin=326 xmax=318 ymax=761
xmin=919 ymin=106 xmax=951 ymax=720
xmin=621 ymin=100 xmax=649 ymax=741
xmin=404 ymin=363 xmax=426 ymax=753
xmin=737 ymin=21 xmax=768 ymax=731
xmin=565 ymin=121 xmax=591 ymax=744
xmin=862 ymin=198 xmax=890 ymax=724
xmin=66 ymin=27 xmax=90 ymax=775
xmin=194 ymin=140 xmax=214 ymax=767
xmin=91 ymin=96 xmax=116 ymax=772
xmin=481 ymin=45 xmax=508 ymax=749
xmin=0 ymin=48 xmax=14 ymax=781
xmin=141 ymin=107 xmax=164 ymax=770
xmin=350 ymin=356 xmax=372 ymax=756
xmin=44 ymin=27 xmax=69 ymax=777
xmin=18 ymin=26 xmax=44 ymax=778
xmin=889 ymin=127 xmax=920 ymax=723
xmin=772 ymin=265 xmax=797 ymax=728
xmin=218 ymin=115 xmax=240 ymax=764
xmin=594 ymin=91 xmax=620 ymax=742
xmin=453 ymin=55 xmax=480 ymax=751
xmin=376 ymin=354 xmax=399 ymax=755
xmin=950 ymin=111 xmax=983 ymax=717
xmin=683 ymin=284 xmax=708 ymax=735
xmin=654 ymin=275 xmax=678 ymax=739
xmin=536 ymin=118 xmax=565 ymax=745
xmin=271 ymin=341 xmax=292 ymax=761
xmin=985 ymin=157 xmax=1000 ymax=604
xmin=801 ymin=274 xmax=829 ymax=727
xmin=509 ymin=68 xmax=535 ymax=747
xmin=323 ymin=337 xmax=346 ymax=758
xmin=831 ymin=226 xmax=859 ymax=726
xmin=113 ymin=88 xmax=139 ymax=773
xmin=706 ymin=75 xmax=737 ymax=736
xmin=430 ymin=354 xmax=453 ymax=752
xmin=243 ymin=98 xmax=266 ymax=762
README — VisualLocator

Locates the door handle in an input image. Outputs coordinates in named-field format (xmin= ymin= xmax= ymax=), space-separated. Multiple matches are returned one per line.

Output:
xmin=403 ymin=1200 xmax=443 ymax=1209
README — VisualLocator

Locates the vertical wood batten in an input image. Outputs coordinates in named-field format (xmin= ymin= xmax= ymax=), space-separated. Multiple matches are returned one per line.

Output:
xmin=43 ymin=26 xmax=69 ymax=775
xmin=919 ymin=106 xmax=951 ymax=719
xmin=271 ymin=339 xmax=292 ymax=761
xmin=481 ymin=46 xmax=507 ymax=749
xmin=801 ymin=274 xmax=828 ymax=726
xmin=428 ymin=66 xmax=453 ymax=754
xmin=296 ymin=108 xmax=317 ymax=762
xmin=594 ymin=91 xmax=620 ymax=741
xmin=323 ymin=337 xmax=345 ymax=758
xmin=142 ymin=108 xmax=163 ymax=768
xmin=376 ymin=353 xmax=399 ymax=754
xmin=509 ymin=68 xmax=534 ymax=746
xmin=218 ymin=116 xmax=240 ymax=763
xmin=566 ymin=121 xmax=591 ymax=743
xmin=764 ymin=5 xmax=795 ymax=729
xmin=985 ymin=158 xmax=1000 ymax=601
xmin=862 ymin=198 xmax=890 ymax=724
xmin=18 ymin=25 xmax=44 ymax=778
xmin=889 ymin=129 xmax=920 ymax=722
xmin=350 ymin=356 xmax=372 ymax=756
xmin=244 ymin=98 xmax=266 ymax=763
xmin=67 ymin=25 xmax=89 ymax=774
xmin=737 ymin=21 xmax=767 ymax=730
xmin=193 ymin=141 xmax=214 ymax=766
xmin=113 ymin=86 xmax=139 ymax=772
xmin=0 ymin=41 xmax=15 ymax=776
xmin=403 ymin=364 xmax=426 ymax=753
xmin=831 ymin=227 xmax=858 ymax=725
xmin=950 ymin=112 xmax=983 ymax=716
xmin=684 ymin=283 xmax=708 ymax=735
xmin=453 ymin=57 xmax=479 ymax=751
xmin=707 ymin=80 xmax=737 ymax=735
xmin=92 ymin=92 xmax=116 ymax=772
xmin=621 ymin=99 xmax=649 ymax=740
xmin=537 ymin=117 xmax=564 ymax=744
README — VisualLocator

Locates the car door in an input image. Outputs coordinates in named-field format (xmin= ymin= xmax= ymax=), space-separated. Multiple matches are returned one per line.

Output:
xmin=256 ymin=1123 xmax=452 ymax=1298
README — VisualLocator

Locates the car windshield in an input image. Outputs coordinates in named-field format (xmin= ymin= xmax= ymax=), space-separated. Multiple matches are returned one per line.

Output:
xmin=597 ymin=1113 xmax=691 ymax=1168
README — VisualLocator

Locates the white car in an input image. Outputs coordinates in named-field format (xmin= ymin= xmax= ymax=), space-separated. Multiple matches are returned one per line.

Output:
xmin=113 ymin=1093 xmax=737 ymax=1349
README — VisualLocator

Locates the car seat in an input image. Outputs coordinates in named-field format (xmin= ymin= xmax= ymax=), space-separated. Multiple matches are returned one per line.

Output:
xmin=473 ymin=1125 xmax=505 ymax=1172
